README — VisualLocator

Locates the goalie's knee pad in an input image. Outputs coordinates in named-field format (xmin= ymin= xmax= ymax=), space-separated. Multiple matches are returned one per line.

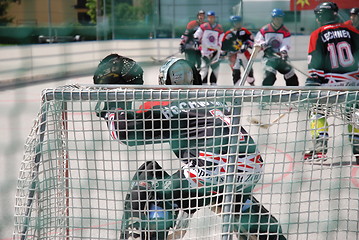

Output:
xmin=236 ymin=196 xmax=287 ymax=240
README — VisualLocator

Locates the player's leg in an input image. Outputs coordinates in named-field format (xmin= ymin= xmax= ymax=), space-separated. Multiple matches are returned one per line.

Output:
xmin=121 ymin=161 xmax=177 ymax=239
xmin=232 ymin=54 xmax=242 ymax=85
xmin=348 ymin=124 xmax=359 ymax=165
xmin=304 ymin=108 xmax=329 ymax=161
xmin=346 ymin=104 xmax=359 ymax=165
xmin=277 ymin=61 xmax=299 ymax=86
xmin=211 ymin=190 xmax=286 ymax=239
xmin=234 ymin=194 xmax=287 ymax=240
xmin=184 ymin=49 xmax=196 ymax=69
xmin=195 ymin=50 xmax=202 ymax=71
xmin=209 ymin=61 xmax=220 ymax=85
xmin=200 ymin=56 xmax=210 ymax=84
xmin=262 ymin=57 xmax=277 ymax=86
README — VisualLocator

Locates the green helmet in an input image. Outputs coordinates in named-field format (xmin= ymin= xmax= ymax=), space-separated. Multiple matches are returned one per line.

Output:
xmin=93 ymin=54 xmax=144 ymax=85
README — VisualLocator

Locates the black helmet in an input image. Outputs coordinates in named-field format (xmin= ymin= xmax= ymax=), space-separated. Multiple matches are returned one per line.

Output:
xmin=350 ymin=8 xmax=359 ymax=15
xmin=93 ymin=54 xmax=144 ymax=85
xmin=314 ymin=2 xmax=339 ymax=26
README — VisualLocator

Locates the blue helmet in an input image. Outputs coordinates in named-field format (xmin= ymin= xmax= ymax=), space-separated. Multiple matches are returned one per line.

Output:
xmin=271 ymin=8 xmax=285 ymax=18
xmin=230 ymin=15 xmax=242 ymax=23
xmin=207 ymin=11 xmax=216 ymax=16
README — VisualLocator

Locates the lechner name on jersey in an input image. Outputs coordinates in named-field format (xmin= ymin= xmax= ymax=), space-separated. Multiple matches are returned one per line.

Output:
xmin=162 ymin=101 xmax=228 ymax=119
xmin=321 ymin=29 xmax=351 ymax=43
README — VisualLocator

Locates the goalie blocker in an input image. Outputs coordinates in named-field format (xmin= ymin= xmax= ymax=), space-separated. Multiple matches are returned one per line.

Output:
xmin=94 ymin=54 xmax=287 ymax=239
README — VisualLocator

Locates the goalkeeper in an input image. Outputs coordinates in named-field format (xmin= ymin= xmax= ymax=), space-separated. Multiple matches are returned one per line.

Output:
xmin=94 ymin=54 xmax=286 ymax=239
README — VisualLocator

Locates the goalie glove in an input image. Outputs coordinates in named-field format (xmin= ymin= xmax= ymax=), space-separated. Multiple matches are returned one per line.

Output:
xmin=280 ymin=50 xmax=289 ymax=61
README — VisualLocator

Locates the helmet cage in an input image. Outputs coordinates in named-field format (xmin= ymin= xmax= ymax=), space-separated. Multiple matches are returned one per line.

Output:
xmin=159 ymin=58 xmax=194 ymax=86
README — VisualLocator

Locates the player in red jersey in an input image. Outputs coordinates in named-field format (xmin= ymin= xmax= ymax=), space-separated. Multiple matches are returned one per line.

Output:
xmin=180 ymin=10 xmax=206 ymax=69
xmin=344 ymin=7 xmax=359 ymax=30
xmin=194 ymin=11 xmax=224 ymax=85
xmin=254 ymin=9 xmax=299 ymax=86
xmin=222 ymin=15 xmax=255 ymax=86
xmin=304 ymin=2 xmax=359 ymax=163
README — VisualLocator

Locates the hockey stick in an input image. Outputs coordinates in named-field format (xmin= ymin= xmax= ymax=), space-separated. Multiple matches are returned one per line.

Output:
xmin=287 ymin=61 xmax=310 ymax=78
xmin=248 ymin=107 xmax=293 ymax=129
xmin=238 ymin=44 xmax=261 ymax=86
xmin=151 ymin=51 xmax=180 ymax=63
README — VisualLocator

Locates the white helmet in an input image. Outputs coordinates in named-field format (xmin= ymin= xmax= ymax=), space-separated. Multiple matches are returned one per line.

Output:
xmin=159 ymin=58 xmax=194 ymax=85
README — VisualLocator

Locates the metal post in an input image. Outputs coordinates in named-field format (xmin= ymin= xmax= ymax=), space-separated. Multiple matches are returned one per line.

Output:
xmin=103 ymin=0 xmax=107 ymax=40
xmin=96 ymin=0 xmax=102 ymax=40
xmin=111 ymin=0 xmax=115 ymax=39
xmin=221 ymin=95 xmax=243 ymax=240
xmin=47 ymin=0 xmax=52 ymax=43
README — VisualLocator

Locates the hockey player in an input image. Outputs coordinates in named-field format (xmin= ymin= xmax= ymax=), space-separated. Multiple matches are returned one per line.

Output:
xmin=180 ymin=10 xmax=206 ymax=69
xmin=222 ymin=15 xmax=255 ymax=86
xmin=304 ymin=2 xmax=359 ymax=163
xmin=344 ymin=7 xmax=359 ymax=30
xmin=254 ymin=8 xmax=299 ymax=86
xmin=194 ymin=11 xmax=224 ymax=85
xmin=94 ymin=55 xmax=286 ymax=239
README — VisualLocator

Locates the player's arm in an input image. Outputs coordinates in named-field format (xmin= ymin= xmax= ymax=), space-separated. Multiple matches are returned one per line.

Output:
xmin=104 ymin=107 xmax=170 ymax=146
xmin=254 ymin=30 xmax=266 ymax=49
xmin=221 ymin=31 xmax=235 ymax=52
xmin=306 ymin=30 xmax=324 ymax=86
xmin=193 ymin=25 xmax=204 ymax=42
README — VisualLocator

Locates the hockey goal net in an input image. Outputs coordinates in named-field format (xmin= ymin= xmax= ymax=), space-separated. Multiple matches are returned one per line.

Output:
xmin=13 ymin=85 xmax=359 ymax=240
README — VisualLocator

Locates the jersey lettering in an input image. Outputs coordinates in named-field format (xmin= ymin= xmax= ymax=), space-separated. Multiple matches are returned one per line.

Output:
xmin=327 ymin=41 xmax=354 ymax=69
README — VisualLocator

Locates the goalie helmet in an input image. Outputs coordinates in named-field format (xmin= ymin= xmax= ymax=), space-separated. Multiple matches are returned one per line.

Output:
xmin=159 ymin=58 xmax=201 ymax=85
xmin=93 ymin=54 xmax=144 ymax=85
xmin=314 ymin=2 xmax=339 ymax=26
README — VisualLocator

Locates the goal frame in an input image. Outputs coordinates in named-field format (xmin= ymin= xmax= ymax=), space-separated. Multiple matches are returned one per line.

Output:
xmin=13 ymin=85 xmax=359 ymax=240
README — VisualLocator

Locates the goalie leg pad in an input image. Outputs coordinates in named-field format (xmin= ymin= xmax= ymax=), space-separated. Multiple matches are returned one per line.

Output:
xmin=224 ymin=194 xmax=287 ymax=239
xmin=122 ymin=161 xmax=175 ymax=238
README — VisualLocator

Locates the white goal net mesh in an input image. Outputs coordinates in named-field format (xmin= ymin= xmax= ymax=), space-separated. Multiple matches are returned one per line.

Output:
xmin=13 ymin=85 xmax=359 ymax=240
